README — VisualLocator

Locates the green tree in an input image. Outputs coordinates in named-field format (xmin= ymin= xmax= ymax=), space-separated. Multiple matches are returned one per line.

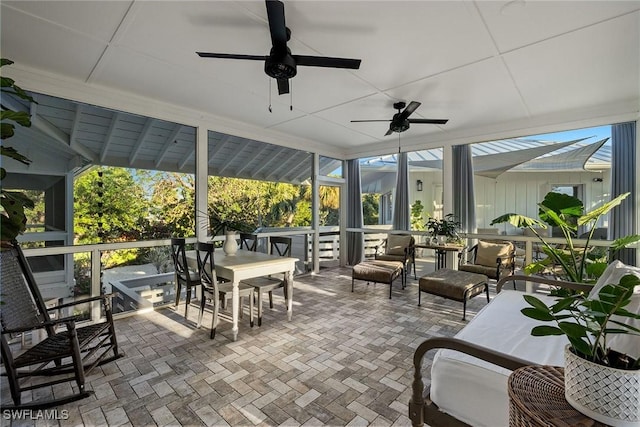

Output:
xmin=74 ymin=167 xmax=147 ymax=244
xmin=362 ymin=194 xmax=379 ymax=225
xmin=148 ymin=173 xmax=195 ymax=237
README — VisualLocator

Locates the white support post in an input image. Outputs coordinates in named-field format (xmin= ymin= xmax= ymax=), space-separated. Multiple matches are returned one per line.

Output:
xmin=195 ymin=125 xmax=208 ymax=242
xmin=312 ymin=154 xmax=320 ymax=273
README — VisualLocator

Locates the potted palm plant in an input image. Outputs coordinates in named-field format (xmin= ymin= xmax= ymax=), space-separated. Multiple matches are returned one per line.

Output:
xmin=521 ymin=272 xmax=640 ymax=426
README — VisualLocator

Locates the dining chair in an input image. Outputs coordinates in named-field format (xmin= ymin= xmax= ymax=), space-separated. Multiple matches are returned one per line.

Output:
xmin=195 ymin=242 xmax=254 ymax=338
xmin=239 ymin=233 xmax=258 ymax=251
xmin=170 ymin=238 xmax=201 ymax=318
xmin=242 ymin=236 xmax=292 ymax=326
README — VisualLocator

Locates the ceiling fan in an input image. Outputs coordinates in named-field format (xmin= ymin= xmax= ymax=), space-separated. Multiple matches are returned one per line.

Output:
xmin=196 ymin=0 xmax=361 ymax=95
xmin=351 ymin=101 xmax=448 ymax=136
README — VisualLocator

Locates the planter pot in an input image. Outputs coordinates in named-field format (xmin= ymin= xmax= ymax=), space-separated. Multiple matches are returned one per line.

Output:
xmin=564 ymin=345 xmax=640 ymax=426
xmin=223 ymin=231 xmax=238 ymax=256
xmin=436 ymin=235 xmax=447 ymax=245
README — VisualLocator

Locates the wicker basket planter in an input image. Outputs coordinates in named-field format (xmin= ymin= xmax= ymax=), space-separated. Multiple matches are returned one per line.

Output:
xmin=565 ymin=345 xmax=640 ymax=426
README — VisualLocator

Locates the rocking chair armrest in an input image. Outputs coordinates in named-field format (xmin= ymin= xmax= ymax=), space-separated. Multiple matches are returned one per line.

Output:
xmin=46 ymin=293 xmax=116 ymax=311
xmin=1 ymin=315 xmax=79 ymax=335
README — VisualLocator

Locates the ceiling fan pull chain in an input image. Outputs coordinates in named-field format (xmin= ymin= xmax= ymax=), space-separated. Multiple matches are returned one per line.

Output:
xmin=268 ymin=79 xmax=273 ymax=113
xmin=290 ymin=81 xmax=293 ymax=111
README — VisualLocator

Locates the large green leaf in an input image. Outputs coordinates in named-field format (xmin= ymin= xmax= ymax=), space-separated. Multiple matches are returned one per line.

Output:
xmin=539 ymin=192 xmax=583 ymax=223
xmin=551 ymin=297 xmax=576 ymax=313
xmin=523 ymin=294 xmax=552 ymax=311
xmin=0 ymin=146 xmax=31 ymax=165
xmin=521 ymin=307 xmax=555 ymax=321
xmin=558 ymin=321 xmax=588 ymax=339
xmin=539 ymin=204 xmax=576 ymax=231
xmin=1 ymin=110 xmax=31 ymax=127
xmin=490 ymin=213 xmax=545 ymax=229
xmin=578 ymin=192 xmax=629 ymax=226
xmin=1 ymin=122 xmax=15 ymax=139
xmin=567 ymin=336 xmax=593 ymax=357
xmin=531 ymin=325 xmax=564 ymax=336
xmin=611 ymin=234 xmax=640 ymax=251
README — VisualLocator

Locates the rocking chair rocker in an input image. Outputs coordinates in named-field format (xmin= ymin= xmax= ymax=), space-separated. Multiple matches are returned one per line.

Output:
xmin=0 ymin=242 xmax=123 ymax=409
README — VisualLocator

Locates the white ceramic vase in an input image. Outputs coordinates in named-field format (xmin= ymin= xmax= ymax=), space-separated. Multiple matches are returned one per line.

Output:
xmin=564 ymin=345 xmax=640 ymax=427
xmin=223 ymin=231 xmax=238 ymax=255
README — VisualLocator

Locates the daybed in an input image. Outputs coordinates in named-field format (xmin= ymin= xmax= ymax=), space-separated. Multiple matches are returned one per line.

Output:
xmin=409 ymin=274 xmax=592 ymax=427
xmin=410 ymin=261 xmax=640 ymax=427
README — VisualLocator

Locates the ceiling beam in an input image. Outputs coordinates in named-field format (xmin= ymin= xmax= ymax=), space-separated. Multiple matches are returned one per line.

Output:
xmin=265 ymin=151 xmax=300 ymax=181
xmin=68 ymin=104 xmax=97 ymax=162
xmin=217 ymin=142 xmax=247 ymax=175
xmin=285 ymin=155 xmax=312 ymax=182
xmin=100 ymin=112 xmax=121 ymax=162
xmin=208 ymin=135 xmax=231 ymax=165
xmin=178 ymin=148 xmax=194 ymax=171
xmin=254 ymin=147 xmax=287 ymax=179
xmin=155 ymin=124 xmax=183 ymax=168
xmin=236 ymin=143 xmax=270 ymax=176
xmin=129 ymin=118 xmax=156 ymax=165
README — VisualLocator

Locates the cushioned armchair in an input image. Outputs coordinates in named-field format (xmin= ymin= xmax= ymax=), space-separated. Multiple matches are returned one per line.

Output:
xmin=459 ymin=239 xmax=516 ymax=282
xmin=375 ymin=233 xmax=416 ymax=279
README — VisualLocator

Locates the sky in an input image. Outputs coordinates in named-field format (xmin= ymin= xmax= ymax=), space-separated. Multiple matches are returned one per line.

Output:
xmin=530 ymin=125 xmax=611 ymax=143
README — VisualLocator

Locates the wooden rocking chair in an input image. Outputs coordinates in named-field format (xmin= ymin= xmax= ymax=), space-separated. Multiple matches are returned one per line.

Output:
xmin=0 ymin=242 xmax=123 ymax=409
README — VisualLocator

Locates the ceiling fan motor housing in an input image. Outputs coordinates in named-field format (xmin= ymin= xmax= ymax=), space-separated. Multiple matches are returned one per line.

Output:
xmin=265 ymin=50 xmax=297 ymax=79
xmin=391 ymin=113 xmax=410 ymax=133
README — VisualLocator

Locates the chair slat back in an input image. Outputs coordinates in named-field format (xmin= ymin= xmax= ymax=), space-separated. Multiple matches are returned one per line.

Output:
xmin=270 ymin=237 xmax=292 ymax=257
xmin=239 ymin=233 xmax=257 ymax=252
xmin=195 ymin=242 xmax=218 ymax=287
xmin=170 ymin=238 xmax=190 ymax=280
xmin=0 ymin=245 xmax=50 ymax=336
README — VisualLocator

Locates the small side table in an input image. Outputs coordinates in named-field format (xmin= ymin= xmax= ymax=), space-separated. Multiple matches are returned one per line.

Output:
xmin=508 ymin=365 xmax=609 ymax=427
xmin=415 ymin=243 xmax=464 ymax=270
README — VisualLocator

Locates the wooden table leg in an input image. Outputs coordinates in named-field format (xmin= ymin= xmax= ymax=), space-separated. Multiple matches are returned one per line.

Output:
xmin=231 ymin=280 xmax=240 ymax=341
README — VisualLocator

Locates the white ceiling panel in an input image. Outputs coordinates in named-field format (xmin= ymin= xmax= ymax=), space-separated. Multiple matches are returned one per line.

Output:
xmin=0 ymin=5 xmax=109 ymax=81
xmin=504 ymin=12 xmax=640 ymax=117
xmin=477 ymin=1 xmax=640 ymax=53
xmin=3 ymin=0 xmax=130 ymax=41
xmin=92 ymin=47 xmax=307 ymax=129
xmin=271 ymin=114 xmax=384 ymax=150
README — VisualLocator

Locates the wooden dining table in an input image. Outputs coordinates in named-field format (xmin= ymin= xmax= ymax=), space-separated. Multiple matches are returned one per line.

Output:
xmin=186 ymin=249 xmax=298 ymax=341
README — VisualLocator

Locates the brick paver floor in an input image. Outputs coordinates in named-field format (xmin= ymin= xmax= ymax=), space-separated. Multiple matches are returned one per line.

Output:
xmin=2 ymin=260 xmax=500 ymax=426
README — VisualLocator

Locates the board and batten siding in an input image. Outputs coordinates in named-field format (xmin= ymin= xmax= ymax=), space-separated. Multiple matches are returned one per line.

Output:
xmin=407 ymin=170 xmax=610 ymax=234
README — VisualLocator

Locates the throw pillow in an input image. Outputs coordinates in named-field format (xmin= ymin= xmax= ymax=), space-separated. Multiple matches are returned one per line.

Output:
xmin=588 ymin=260 xmax=640 ymax=357
xmin=387 ymin=234 xmax=412 ymax=256
xmin=474 ymin=240 xmax=512 ymax=267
